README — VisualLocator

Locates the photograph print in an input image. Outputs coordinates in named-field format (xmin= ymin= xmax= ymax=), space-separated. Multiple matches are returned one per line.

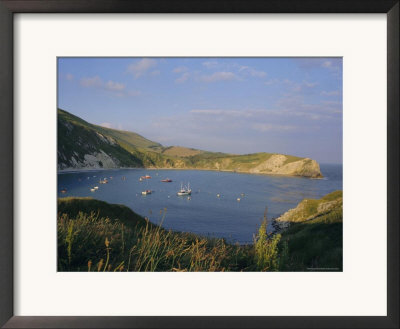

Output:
xmin=57 ymin=57 xmax=343 ymax=272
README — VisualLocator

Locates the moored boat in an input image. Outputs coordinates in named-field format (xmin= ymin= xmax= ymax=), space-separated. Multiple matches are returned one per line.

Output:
xmin=177 ymin=183 xmax=192 ymax=196
xmin=141 ymin=190 xmax=152 ymax=195
xmin=161 ymin=178 xmax=172 ymax=182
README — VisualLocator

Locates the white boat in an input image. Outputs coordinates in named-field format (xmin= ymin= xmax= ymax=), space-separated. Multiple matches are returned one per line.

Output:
xmin=93 ymin=186 xmax=99 ymax=190
xmin=177 ymin=183 xmax=192 ymax=196
xmin=90 ymin=188 xmax=96 ymax=192
xmin=141 ymin=190 xmax=152 ymax=195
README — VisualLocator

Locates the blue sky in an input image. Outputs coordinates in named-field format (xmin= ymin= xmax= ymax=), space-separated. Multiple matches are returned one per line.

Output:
xmin=58 ymin=57 xmax=342 ymax=164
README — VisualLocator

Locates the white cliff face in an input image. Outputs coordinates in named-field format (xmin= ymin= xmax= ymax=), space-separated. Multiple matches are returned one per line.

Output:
xmin=95 ymin=132 xmax=117 ymax=145
xmin=249 ymin=155 xmax=322 ymax=178
xmin=58 ymin=150 xmax=120 ymax=170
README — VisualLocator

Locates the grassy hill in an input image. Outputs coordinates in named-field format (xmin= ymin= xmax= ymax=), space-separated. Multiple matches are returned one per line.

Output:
xmin=57 ymin=108 xmax=322 ymax=177
xmin=58 ymin=109 xmax=162 ymax=151
xmin=161 ymin=146 xmax=205 ymax=157
xmin=57 ymin=197 xmax=252 ymax=272
xmin=58 ymin=197 xmax=149 ymax=229
xmin=58 ymin=109 xmax=179 ymax=169
xmin=57 ymin=192 xmax=342 ymax=272
xmin=276 ymin=191 xmax=343 ymax=271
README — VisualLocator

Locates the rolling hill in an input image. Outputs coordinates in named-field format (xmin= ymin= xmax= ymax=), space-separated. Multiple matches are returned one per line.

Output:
xmin=57 ymin=109 xmax=323 ymax=178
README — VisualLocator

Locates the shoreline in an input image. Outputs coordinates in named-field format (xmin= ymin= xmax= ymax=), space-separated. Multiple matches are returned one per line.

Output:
xmin=58 ymin=166 xmax=324 ymax=179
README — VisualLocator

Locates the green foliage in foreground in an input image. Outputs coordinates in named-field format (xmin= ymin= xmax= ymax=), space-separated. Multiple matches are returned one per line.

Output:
xmin=58 ymin=194 xmax=342 ymax=272
xmin=58 ymin=198 xmax=255 ymax=271
xmin=279 ymin=201 xmax=343 ymax=271
xmin=58 ymin=197 xmax=148 ymax=229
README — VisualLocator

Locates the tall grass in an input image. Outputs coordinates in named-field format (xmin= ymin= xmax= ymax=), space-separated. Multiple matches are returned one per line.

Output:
xmin=254 ymin=208 xmax=281 ymax=271
xmin=57 ymin=196 xmax=342 ymax=272
xmin=58 ymin=209 xmax=252 ymax=272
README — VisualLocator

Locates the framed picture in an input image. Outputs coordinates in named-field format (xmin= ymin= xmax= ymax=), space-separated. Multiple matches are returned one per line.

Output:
xmin=1 ymin=1 xmax=398 ymax=328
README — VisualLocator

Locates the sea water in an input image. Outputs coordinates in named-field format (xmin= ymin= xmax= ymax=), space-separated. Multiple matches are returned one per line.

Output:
xmin=58 ymin=164 xmax=342 ymax=244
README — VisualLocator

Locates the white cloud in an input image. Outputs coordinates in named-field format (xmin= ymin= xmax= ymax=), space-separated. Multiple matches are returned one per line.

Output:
xmin=264 ymin=79 xmax=279 ymax=85
xmin=291 ymin=80 xmax=318 ymax=92
xmin=150 ymin=70 xmax=160 ymax=77
xmin=80 ymin=76 xmax=140 ymax=97
xmin=303 ymin=81 xmax=317 ymax=88
xmin=173 ymin=66 xmax=188 ymax=73
xmin=127 ymin=58 xmax=157 ymax=78
xmin=80 ymin=76 xmax=102 ymax=88
xmin=276 ymin=94 xmax=342 ymax=120
xmin=175 ymin=72 xmax=190 ymax=83
xmin=104 ymin=80 xmax=125 ymax=91
xmin=321 ymin=90 xmax=340 ymax=96
xmin=239 ymin=66 xmax=267 ymax=78
xmin=322 ymin=60 xmax=333 ymax=68
xmin=202 ymin=61 xmax=219 ymax=69
xmin=199 ymin=71 xmax=237 ymax=83
xmin=252 ymin=123 xmax=295 ymax=132
xmin=190 ymin=109 xmax=253 ymax=117
xmin=100 ymin=122 xmax=113 ymax=128
xmin=81 ymin=76 xmax=125 ymax=92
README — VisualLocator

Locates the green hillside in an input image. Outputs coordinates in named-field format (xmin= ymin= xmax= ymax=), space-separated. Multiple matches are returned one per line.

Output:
xmin=277 ymin=191 xmax=343 ymax=271
xmin=57 ymin=197 xmax=251 ymax=272
xmin=58 ymin=197 xmax=149 ymax=229
xmin=57 ymin=194 xmax=342 ymax=272
xmin=58 ymin=109 xmax=162 ymax=151
xmin=58 ymin=110 xmax=144 ymax=168
xmin=57 ymin=109 xmax=322 ymax=177
xmin=58 ymin=109 xmax=178 ymax=169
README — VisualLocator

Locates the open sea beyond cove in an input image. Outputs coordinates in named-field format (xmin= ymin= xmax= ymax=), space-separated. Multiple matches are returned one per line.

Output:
xmin=58 ymin=164 xmax=342 ymax=244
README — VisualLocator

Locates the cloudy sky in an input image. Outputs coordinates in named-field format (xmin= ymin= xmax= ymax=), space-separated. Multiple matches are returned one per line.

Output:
xmin=58 ymin=57 xmax=342 ymax=164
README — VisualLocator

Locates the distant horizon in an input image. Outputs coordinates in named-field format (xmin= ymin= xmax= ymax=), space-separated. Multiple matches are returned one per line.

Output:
xmin=58 ymin=57 xmax=343 ymax=164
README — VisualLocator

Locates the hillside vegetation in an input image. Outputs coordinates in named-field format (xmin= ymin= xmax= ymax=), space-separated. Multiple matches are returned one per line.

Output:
xmin=57 ymin=192 xmax=342 ymax=272
xmin=161 ymin=146 xmax=205 ymax=157
xmin=58 ymin=109 xmax=323 ymax=178
xmin=276 ymin=191 xmax=343 ymax=271
xmin=58 ymin=197 xmax=254 ymax=272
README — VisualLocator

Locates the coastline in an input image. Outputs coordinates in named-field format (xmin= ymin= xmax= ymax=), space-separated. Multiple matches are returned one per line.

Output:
xmin=58 ymin=166 xmax=324 ymax=179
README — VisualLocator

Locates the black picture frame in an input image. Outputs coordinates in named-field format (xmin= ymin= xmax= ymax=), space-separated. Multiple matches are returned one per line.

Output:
xmin=0 ymin=1 xmax=398 ymax=328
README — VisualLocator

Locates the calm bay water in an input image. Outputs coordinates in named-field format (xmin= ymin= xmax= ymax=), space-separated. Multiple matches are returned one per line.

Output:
xmin=58 ymin=164 xmax=342 ymax=244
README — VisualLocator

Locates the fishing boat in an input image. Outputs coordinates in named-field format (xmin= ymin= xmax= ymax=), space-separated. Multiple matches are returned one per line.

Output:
xmin=60 ymin=188 xmax=67 ymax=194
xmin=140 ymin=175 xmax=152 ymax=180
xmin=99 ymin=178 xmax=108 ymax=184
xmin=161 ymin=178 xmax=172 ymax=182
xmin=177 ymin=183 xmax=192 ymax=196
xmin=141 ymin=190 xmax=152 ymax=195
